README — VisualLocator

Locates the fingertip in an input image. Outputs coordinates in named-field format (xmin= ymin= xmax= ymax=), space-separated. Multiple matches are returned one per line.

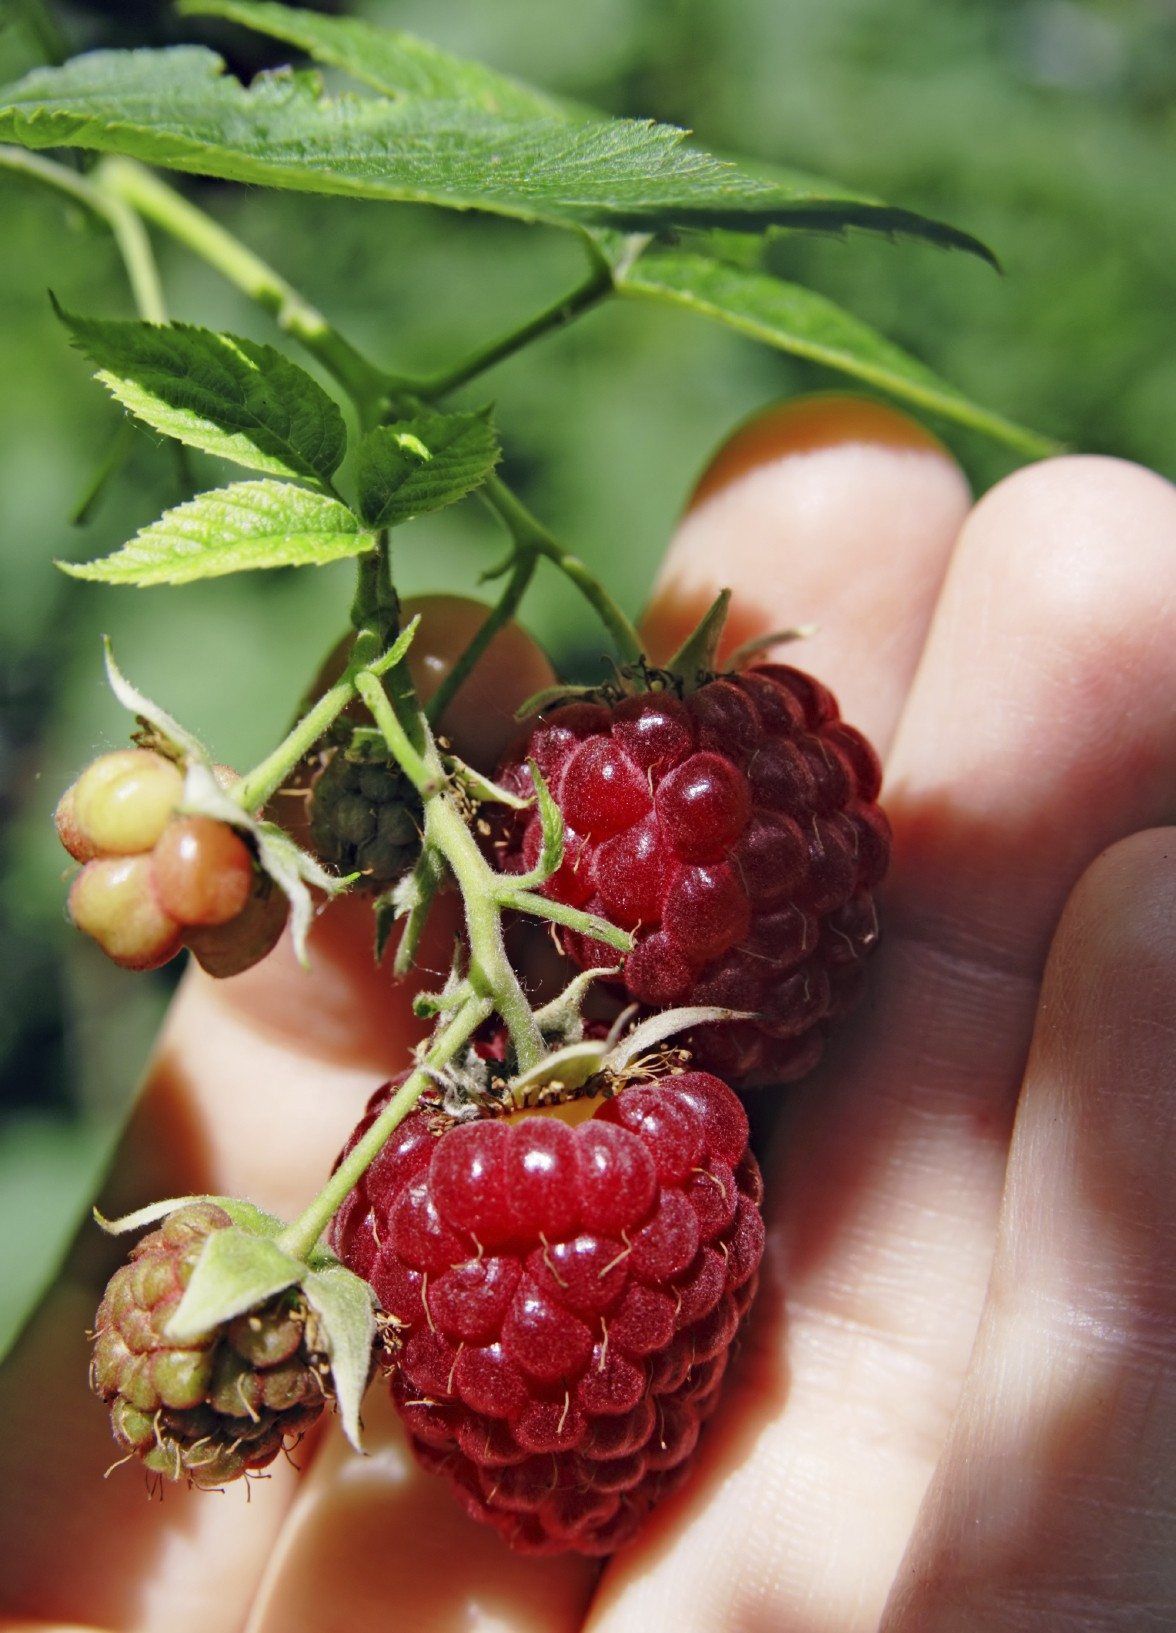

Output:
xmin=643 ymin=394 xmax=970 ymax=747
xmin=686 ymin=393 xmax=957 ymax=512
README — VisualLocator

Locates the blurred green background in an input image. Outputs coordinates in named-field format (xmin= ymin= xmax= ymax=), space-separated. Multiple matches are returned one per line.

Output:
xmin=1 ymin=0 xmax=1173 ymax=1355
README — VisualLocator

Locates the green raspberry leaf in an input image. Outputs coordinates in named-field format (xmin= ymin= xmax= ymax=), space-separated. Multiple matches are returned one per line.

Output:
xmin=180 ymin=0 xmax=571 ymax=119
xmin=355 ymin=410 xmax=500 ymax=530
xmin=60 ymin=480 xmax=372 ymax=585
xmin=617 ymin=248 xmax=1059 ymax=457
xmin=166 ymin=1226 xmax=303 ymax=1343
xmin=53 ymin=300 xmax=347 ymax=484
xmin=0 ymin=48 xmax=992 ymax=257
xmin=302 ymin=1264 xmax=378 ymax=1453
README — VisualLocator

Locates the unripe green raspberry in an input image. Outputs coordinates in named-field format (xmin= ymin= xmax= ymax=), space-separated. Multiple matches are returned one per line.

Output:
xmin=66 ymin=749 xmax=184 ymax=857
xmin=68 ymin=854 xmax=183 ymax=970
xmin=91 ymin=1203 xmax=329 ymax=1488
xmin=309 ymin=743 xmax=421 ymax=888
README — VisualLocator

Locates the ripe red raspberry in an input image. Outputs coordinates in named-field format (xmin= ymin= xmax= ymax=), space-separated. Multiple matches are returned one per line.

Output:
xmin=330 ymin=1071 xmax=764 ymax=1556
xmin=494 ymin=665 xmax=890 ymax=1084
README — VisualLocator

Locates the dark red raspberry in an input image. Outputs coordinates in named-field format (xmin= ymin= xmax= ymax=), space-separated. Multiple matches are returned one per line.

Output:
xmin=494 ymin=667 xmax=889 ymax=1085
xmin=330 ymin=1071 xmax=764 ymax=1556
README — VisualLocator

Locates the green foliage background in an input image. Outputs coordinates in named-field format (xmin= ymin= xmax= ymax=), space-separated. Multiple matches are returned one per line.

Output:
xmin=1 ymin=0 xmax=1173 ymax=1351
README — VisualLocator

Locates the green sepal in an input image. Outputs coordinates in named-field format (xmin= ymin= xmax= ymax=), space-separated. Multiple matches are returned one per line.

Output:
xmin=507 ymin=761 xmax=563 ymax=890
xmin=94 ymin=1194 xmax=286 ymax=1238
xmin=664 ymin=588 xmax=731 ymax=687
xmin=301 ymin=1263 xmax=378 ymax=1453
xmin=165 ymin=1226 xmax=304 ymax=1342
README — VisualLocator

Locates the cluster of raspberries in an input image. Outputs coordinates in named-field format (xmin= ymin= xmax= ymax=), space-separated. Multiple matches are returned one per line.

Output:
xmin=57 ymin=748 xmax=286 ymax=976
xmin=81 ymin=656 xmax=889 ymax=1559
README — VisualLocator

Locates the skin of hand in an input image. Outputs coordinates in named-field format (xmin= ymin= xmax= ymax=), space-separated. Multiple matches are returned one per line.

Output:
xmin=0 ymin=394 xmax=1173 ymax=1633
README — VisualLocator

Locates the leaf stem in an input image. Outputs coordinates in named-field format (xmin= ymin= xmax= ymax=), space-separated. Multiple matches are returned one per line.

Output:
xmin=96 ymin=156 xmax=392 ymax=423
xmin=0 ymin=146 xmax=165 ymax=322
xmin=479 ymin=475 xmax=645 ymax=664
xmin=426 ymin=262 xmax=612 ymax=395
xmin=425 ymin=547 xmax=537 ymax=727
xmin=275 ymin=993 xmax=492 ymax=1262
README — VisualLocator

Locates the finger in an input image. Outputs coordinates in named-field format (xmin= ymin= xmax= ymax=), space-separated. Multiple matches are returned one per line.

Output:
xmin=0 ymin=598 xmax=555 ymax=1633
xmin=245 ymin=1387 xmax=596 ymax=1633
xmin=641 ymin=393 xmax=972 ymax=749
xmin=593 ymin=454 xmax=1176 ymax=1633
xmin=885 ymin=829 xmax=1176 ymax=1632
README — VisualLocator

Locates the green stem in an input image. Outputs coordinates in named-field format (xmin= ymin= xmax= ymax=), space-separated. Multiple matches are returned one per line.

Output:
xmin=233 ymin=628 xmax=388 ymax=812
xmin=72 ymin=418 xmax=137 ymax=526
xmin=354 ymin=669 xmax=435 ymax=794
xmin=0 ymin=147 xmax=165 ymax=322
xmin=499 ymin=888 xmax=632 ymax=952
xmin=480 ymin=475 xmax=645 ymax=664
xmin=426 ymin=547 xmax=537 ymax=727
xmin=276 ymin=993 xmax=492 ymax=1262
xmin=426 ymin=796 xmax=545 ymax=1071
xmin=426 ymin=262 xmax=612 ymax=395
xmin=350 ymin=530 xmax=398 ymax=646
xmin=355 ymin=670 xmax=545 ymax=1071
xmin=96 ymin=157 xmax=392 ymax=423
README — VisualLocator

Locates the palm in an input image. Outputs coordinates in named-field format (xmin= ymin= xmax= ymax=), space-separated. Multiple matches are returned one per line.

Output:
xmin=2 ymin=397 xmax=1173 ymax=1633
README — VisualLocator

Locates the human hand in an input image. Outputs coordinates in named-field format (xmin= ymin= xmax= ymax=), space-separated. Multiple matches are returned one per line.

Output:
xmin=2 ymin=395 xmax=1173 ymax=1633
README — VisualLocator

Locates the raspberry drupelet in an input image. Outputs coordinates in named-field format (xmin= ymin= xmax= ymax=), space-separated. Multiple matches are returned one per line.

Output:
xmin=331 ymin=1069 xmax=764 ymax=1556
xmin=494 ymin=664 xmax=890 ymax=1085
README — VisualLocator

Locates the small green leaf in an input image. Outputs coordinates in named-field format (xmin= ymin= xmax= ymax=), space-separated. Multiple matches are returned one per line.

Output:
xmin=355 ymin=410 xmax=500 ymax=530
xmin=166 ymin=1226 xmax=303 ymax=1342
xmin=60 ymin=480 xmax=372 ymax=585
xmin=181 ymin=0 xmax=571 ymax=119
xmin=302 ymin=1263 xmax=377 ymax=1452
xmin=53 ymin=301 xmax=347 ymax=483
xmin=618 ymin=249 xmax=1059 ymax=457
